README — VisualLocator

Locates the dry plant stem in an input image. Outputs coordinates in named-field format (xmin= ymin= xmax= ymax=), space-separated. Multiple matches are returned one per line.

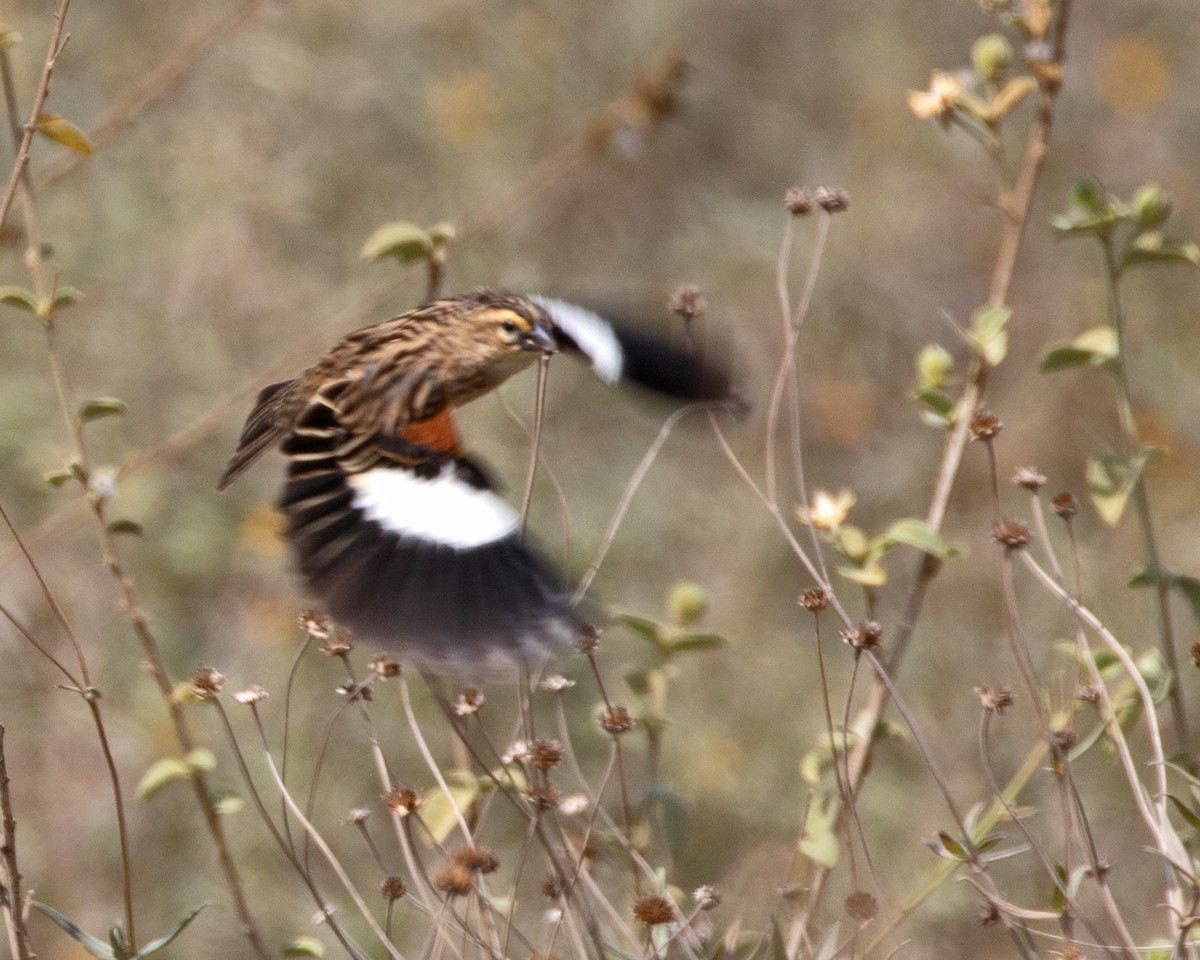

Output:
xmin=0 ymin=726 xmax=33 ymax=960
xmin=0 ymin=0 xmax=69 ymax=233
xmin=263 ymin=748 xmax=409 ymax=960
xmin=399 ymin=671 xmax=473 ymax=843
xmin=519 ymin=355 xmax=551 ymax=537
xmin=1020 ymin=551 xmax=1190 ymax=939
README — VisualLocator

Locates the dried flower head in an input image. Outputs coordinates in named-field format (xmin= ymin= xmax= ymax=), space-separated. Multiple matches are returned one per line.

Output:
xmin=558 ymin=793 xmax=589 ymax=816
xmin=908 ymin=70 xmax=965 ymax=123
xmin=540 ymin=675 xmax=576 ymax=693
xmin=1076 ymin=682 xmax=1102 ymax=705
xmin=299 ymin=610 xmax=331 ymax=640
xmin=693 ymin=884 xmax=722 ymax=910
xmin=991 ymin=518 xmax=1032 ymax=550
xmin=796 ymin=489 xmax=855 ymax=531
xmin=523 ymin=784 xmax=561 ymax=811
xmin=599 ymin=705 xmax=635 ymax=734
xmin=977 ymin=901 xmax=1001 ymax=926
xmin=453 ymin=687 xmax=485 ymax=716
xmin=321 ymin=628 xmax=353 ymax=656
xmin=452 ymin=846 xmax=499 ymax=875
xmin=799 ymin=587 xmax=829 ymax=613
xmin=668 ymin=284 xmax=707 ymax=322
xmin=384 ymin=787 xmax=424 ymax=817
xmin=1012 ymin=467 xmax=1047 ymax=491
xmin=1049 ymin=727 xmax=1077 ymax=757
xmin=1051 ymin=492 xmax=1078 ymax=520
xmin=633 ymin=893 xmax=676 ymax=926
xmin=542 ymin=877 xmax=565 ymax=900
xmin=432 ymin=862 xmax=473 ymax=897
xmin=812 ymin=184 xmax=849 ymax=213
xmin=576 ymin=622 xmax=601 ymax=654
xmin=344 ymin=807 xmax=371 ymax=825
xmin=233 ymin=685 xmax=269 ymax=705
xmin=969 ymin=409 xmax=1004 ymax=441
xmin=975 ymin=685 xmax=1015 ymax=714
xmin=843 ymin=621 xmax=883 ymax=652
xmin=1192 ymin=641 xmax=1200 ymax=669
xmin=785 ymin=186 xmax=813 ymax=216
xmin=370 ymin=655 xmax=401 ymax=679
xmin=380 ymin=876 xmax=407 ymax=900
xmin=845 ymin=891 xmax=879 ymax=922
xmin=191 ymin=666 xmax=225 ymax=701
xmin=501 ymin=739 xmax=529 ymax=764
xmin=527 ymin=738 xmax=564 ymax=771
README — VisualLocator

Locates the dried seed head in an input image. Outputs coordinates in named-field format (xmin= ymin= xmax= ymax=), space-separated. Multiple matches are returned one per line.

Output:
xmin=523 ymin=784 xmax=561 ymax=811
xmin=1012 ymin=466 xmax=1047 ymax=491
xmin=599 ymin=705 xmax=635 ymax=734
xmin=845 ymin=891 xmax=878 ymax=922
xmin=784 ymin=186 xmax=813 ymax=216
xmin=1052 ymin=492 xmax=1078 ymax=520
xmin=344 ymin=807 xmax=371 ymax=825
xmin=693 ymin=884 xmax=722 ymax=910
xmin=233 ymin=684 xmax=269 ymax=705
xmin=542 ymin=877 xmax=565 ymax=900
xmin=843 ymin=621 xmax=883 ymax=652
xmin=380 ymin=876 xmax=407 ymax=900
xmin=527 ymin=738 xmax=564 ymax=771
xmin=576 ymin=622 xmax=600 ymax=654
xmin=799 ymin=587 xmax=829 ymax=613
xmin=977 ymin=901 xmax=1001 ymax=926
xmin=191 ymin=666 xmax=225 ymax=701
xmin=1049 ymin=727 xmax=1077 ymax=758
xmin=502 ymin=739 xmax=529 ymax=764
xmin=1192 ymin=641 xmax=1200 ymax=668
xmin=540 ymin=675 xmax=576 ymax=693
xmin=812 ymin=184 xmax=850 ymax=213
xmin=299 ymin=610 xmax=331 ymax=640
xmin=975 ymin=685 xmax=1015 ymax=714
xmin=633 ymin=893 xmax=676 ymax=926
xmin=1076 ymin=683 xmax=1102 ymax=705
xmin=370 ymin=655 xmax=401 ymax=679
xmin=453 ymin=687 xmax=485 ymax=716
xmin=384 ymin=787 xmax=424 ymax=817
xmin=432 ymin=862 xmax=473 ymax=897
xmin=668 ymin=284 xmax=707 ymax=322
xmin=969 ymin=409 xmax=1003 ymax=441
xmin=452 ymin=846 xmax=499 ymax=875
xmin=991 ymin=519 xmax=1031 ymax=550
xmin=321 ymin=628 xmax=353 ymax=656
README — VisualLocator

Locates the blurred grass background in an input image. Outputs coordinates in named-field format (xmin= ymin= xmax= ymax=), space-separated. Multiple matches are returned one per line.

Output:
xmin=1 ymin=0 xmax=1199 ymax=957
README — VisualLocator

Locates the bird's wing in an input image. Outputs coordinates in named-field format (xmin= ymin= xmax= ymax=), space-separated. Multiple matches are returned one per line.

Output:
xmin=216 ymin=379 xmax=297 ymax=491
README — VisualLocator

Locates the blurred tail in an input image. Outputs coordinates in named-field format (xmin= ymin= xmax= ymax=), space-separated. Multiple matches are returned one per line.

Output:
xmin=217 ymin=378 xmax=295 ymax=490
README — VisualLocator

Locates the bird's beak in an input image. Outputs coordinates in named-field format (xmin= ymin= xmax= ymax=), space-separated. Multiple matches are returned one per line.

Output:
xmin=521 ymin=321 xmax=558 ymax=355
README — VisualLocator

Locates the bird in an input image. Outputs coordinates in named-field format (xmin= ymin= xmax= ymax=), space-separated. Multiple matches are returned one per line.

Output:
xmin=219 ymin=290 xmax=733 ymax=678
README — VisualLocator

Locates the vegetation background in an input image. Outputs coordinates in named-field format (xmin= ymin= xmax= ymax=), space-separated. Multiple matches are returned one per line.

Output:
xmin=0 ymin=0 xmax=1198 ymax=958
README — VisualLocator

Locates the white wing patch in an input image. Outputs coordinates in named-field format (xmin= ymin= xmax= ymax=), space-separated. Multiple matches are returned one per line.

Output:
xmin=348 ymin=467 xmax=519 ymax=549
xmin=532 ymin=296 xmax=624 ymax=386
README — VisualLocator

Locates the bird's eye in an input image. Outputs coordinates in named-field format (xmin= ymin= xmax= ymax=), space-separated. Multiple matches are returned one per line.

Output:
xmin=501 ymin=319 xmax=518 ymax=334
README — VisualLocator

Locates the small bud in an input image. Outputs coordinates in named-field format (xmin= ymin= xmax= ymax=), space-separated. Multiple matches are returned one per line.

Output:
xmin=1012 ymin=466 xmax=1047 ymax=491
xmin=1132 ymin=183 xmax=1171 ymax=230
xmin=191 ymin=666 xmax=225 ymax=701
xmin=1076 ymin=683 xmax=1102 ymax=704
xmin=1051 ymin=492 xmax=1078 ymax=520
xmin=451 ymin=846 xmax=499 ymax=874
xmin=384 ymin=787 xmax=424 ymax=817
xmin=975 ymin=685 xmax=1014 ymax=714
xmin=523 ymin=784 xmax=561 ymax=810
xmin=843 ymin=621 xmax=883 ymax=652
xmin=784 ymin=185 xmax=813 ymax=216
xmin=693 ymin=884 xmax=723 ymax=910
xmin=812 ymin=184 xmax=849 ymax=213
xmin=668 ymin=284 xmax=707 ymax=322
xmin=1191 ymin=641 xmax=1200 ymax=668
xmin=299 ymin=610 xmax=331 ymax=640
xmin=1068 ymin=175 xmax=1107 ymax=217
xmin=321 ymin=628 xmax=353 ymax=656
xmin=669 ymin=581 xmax=708 ymax=625
xmin=527 ymin=738 xmax=564 ymax=771
xmin=233 ymin=685 xmax=269 ymax=705
xmin=1049 ymin=727 xmax=1077 ymax=758
xmin=845 ymin=891 xmax=879 ymax=921
xmin=969 ymin=409 xmax=1003 ymax=441
xmin=991 ymin=518 xmax=1031 ymax=550
xmin=344 ymin=807 xmax=371 ymax=825
xmin=599 ymin=705 xmax=635 ymax=734
xmin=432 ymin=862 xmax=473 ymax=897
xmin=917 ymin=343 xmax=953 ymax=391
xmin=633 ymin=893 xmax=675 ymax=926
xmin=453 ymin=687 xmax=485 ymax=716
xmin=380 ymin=876 xmax=407 ymax=900
xmin=370 ymin=655 xmax=401 ymax=679
xmin=971 ymin=33 xmax=1013 ymax=82
xmin=799 ymin=587 xmax=828 ymax=613
xmin=542 ymin=877 xmax=565 ymax=899
xmin=540 ymin=675 xmax=576 ymax=693
xmin=576 ymin=622 xmax=600 ymax=654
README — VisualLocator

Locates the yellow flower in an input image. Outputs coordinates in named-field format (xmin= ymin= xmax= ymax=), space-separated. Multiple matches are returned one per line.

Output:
xmin=796 ymin=489 xmax=856 ymax=531
xmin=907 ymin=70 xmax=964 ymax=121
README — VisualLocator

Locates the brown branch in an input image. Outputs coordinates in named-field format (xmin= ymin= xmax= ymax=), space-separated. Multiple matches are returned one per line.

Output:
xmin=0 ymin=726 xmax=33 ymax=960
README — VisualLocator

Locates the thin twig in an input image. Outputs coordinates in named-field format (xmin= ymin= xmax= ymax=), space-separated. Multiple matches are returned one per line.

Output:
xmin=0 ymin=726 xmax=33 ymax=960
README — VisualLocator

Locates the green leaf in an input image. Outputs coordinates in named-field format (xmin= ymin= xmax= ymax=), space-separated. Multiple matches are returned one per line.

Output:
xmin=876 ymin=518 xmax=960 ymax=560
xmin=614 ymin=611 xmax=662 ymax=646
xmin=427 ymin=221 xmax=456 ymax=246
xmin=423 ymin=774 xmax=481 ymax=843
xmin=1068 ymin=175 xmax=1107 ymax=216
xmin=110 ymin=924 xmax=130 ymax=960
xmin=1172 ymin=575 xmax=1200 ymax=631
xmin=666 ymin=632 xmax=728 ymax=655
xmin=644 ymin=782 xmax=691 ymax=862
xmin=1168 ymin=794 xmax=1200 ymax=830
xmin=131 ymin=904 xmax=206 ymax=958
xmin=0 ymin=28 xmax=22 ymax=50
xmin=31 ymin=901 xmax=116 ymax=958
xmin=799 ymin=792 xmax=839 ymax=867
xmin=136 ymin=757 xmax=193 ymax=802
xmin=836 ymin=524 xmax=870 ymax=561
xmin=80 ymin=397 xmax=126 ymax=422
xmin=282 ymin=936 xmax=326 ymax=957
xmin=625 ymin=669 xmax=650 ymax=696
xmin=937 ymin=830 xmax=968 ymax=860
xmin=1050 ymin=863 xmax=1069 ymax=913
xmin=969 ymin=303 xmax=1011 ymax=366
xmin=1086 ymin=451 xmax=1151 ymax=526
xmin=213 ymin=792 xmax=244 ymax=816
xmin=45 ymin=468 xmax=75 ymax=488
xmin=1121 ymin=233 xmax=1200 ymax=270
xmin=837 ymin=561 xmax=887 ymax=587
xmin=184 ymin=747 xmax=217 ymax=773
xmin=914 ymin=387 xmax=956 ymax=419
xmin=35 ymin=113 xmax=93 ymax=154
xmin=0 ymin=284 xmax=38 ymax=314
xmin=360 ymin=222 xmax=432 ymax=263
xmin=53 ymin=286 xmax=83 ymax=310
xmin=916 ymin=343 xmax=953 ymax=390
xmin=1039 ymin=326 xmax=1119 ymax=374
xmin=107 ymin=519 xmax=143 ymax=537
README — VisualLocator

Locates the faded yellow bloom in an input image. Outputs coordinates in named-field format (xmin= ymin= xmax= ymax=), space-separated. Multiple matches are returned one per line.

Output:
xmin=907 ymin=70 xmax=964 ymax=121
xmin=796 ymin=489 xmax=856 ymax=531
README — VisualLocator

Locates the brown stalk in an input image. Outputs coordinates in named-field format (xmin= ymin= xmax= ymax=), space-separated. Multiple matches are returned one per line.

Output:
xmin=0 ymin=726 xmax=33 ymax=960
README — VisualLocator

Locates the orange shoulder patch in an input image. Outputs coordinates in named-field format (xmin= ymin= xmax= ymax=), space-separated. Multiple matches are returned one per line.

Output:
xmin=401 ymin=405 xmax=460 ymax=455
